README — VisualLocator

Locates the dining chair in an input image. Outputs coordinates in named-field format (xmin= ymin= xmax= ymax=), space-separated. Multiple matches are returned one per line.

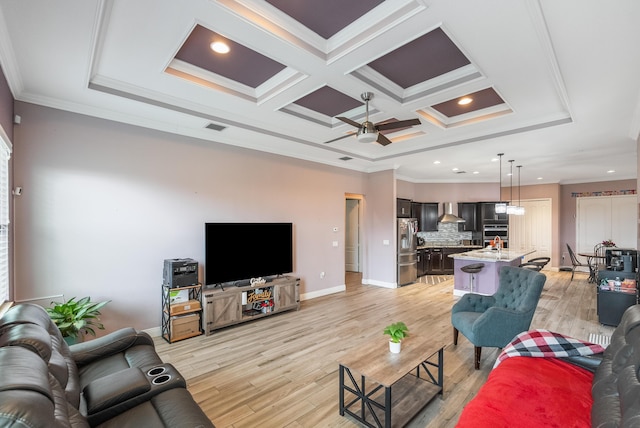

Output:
xmin=567 ymin=244 xmax=588 ymax=282
xmin=594 ymin=243 xmax=607 ymax=260
xmin=592 ymin=243 xmax=607 ymax=281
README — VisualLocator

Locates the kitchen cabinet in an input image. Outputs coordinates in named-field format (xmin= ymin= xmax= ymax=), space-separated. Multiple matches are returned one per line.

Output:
xmin=423 ymin=247 xmax=476 ymax=275
xmin=443 ymin=247 xmax=478 ymax=270
xmin=427 ymin=248 xmax=445 ymax=274
xmin=417 ymin=248 xmax=428 ymax=277
xmin=479 ymin=202 xmax=507 ymax=223
xmin=443 ymin=248 xmax=458 ymax=272
xmin=457 ymin=203 xmax=478 ymax=232
xmin=397 ymin=198 xmax=412 ymax=218
xmin=412 ymin=202 xmax=438 ymax=231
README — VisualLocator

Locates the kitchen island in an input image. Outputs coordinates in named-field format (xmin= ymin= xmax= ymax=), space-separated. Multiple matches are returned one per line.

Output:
xmin=449 ymin=248 xmax=536 ymax=296
xmin=416 ymin=245 xmax=482 ymax=276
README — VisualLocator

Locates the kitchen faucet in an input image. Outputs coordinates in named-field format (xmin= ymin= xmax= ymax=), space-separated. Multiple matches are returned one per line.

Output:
xmin=494 ymin=236 xmax=502 ymax=259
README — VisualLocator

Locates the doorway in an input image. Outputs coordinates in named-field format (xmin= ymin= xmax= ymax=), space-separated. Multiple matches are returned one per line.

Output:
xmin=345 ymin=194 xmax=363 ymax=286
xmin=345 ymin=198 xmax=360 ymax=272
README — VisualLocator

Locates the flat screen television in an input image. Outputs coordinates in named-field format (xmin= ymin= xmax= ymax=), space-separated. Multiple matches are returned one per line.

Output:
xmin=205 ymin=222 xmax=293 ymax=285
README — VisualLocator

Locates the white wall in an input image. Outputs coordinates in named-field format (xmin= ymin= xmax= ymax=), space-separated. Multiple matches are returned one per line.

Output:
xmin=12 ymin=102 xmax=384 ymax=332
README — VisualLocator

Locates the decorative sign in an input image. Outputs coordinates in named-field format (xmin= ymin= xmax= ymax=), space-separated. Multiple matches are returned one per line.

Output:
xmin=247 ymin=288 xmax=272 ymax=304
xmin=571 ymin=189 xmax=636 ymax=197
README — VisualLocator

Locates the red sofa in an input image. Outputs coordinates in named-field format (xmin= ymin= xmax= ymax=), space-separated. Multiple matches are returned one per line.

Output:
xmin=457 ymin=305 xmax=640 ymax=427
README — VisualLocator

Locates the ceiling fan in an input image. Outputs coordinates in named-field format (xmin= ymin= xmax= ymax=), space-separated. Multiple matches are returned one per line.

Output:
xmin=331 ymin=92 xmax=421 ymax=146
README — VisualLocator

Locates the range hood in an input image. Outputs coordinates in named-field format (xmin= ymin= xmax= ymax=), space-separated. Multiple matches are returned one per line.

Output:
xmin=438 ymin=202 xmax=465 ymax=223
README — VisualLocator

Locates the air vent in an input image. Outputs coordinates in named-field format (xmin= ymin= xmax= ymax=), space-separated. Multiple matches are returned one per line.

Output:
xmin=339 ymin=156 xmax=353 ymax=161
xmin=205 ymin=123 xmax=226 ymax=131
xmin=454 ymin=170 xmax=467 ymax=174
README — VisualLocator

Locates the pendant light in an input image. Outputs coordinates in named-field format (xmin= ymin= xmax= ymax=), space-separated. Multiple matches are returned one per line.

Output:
xmin=495 ymin=153 xmax=507 ymax=214
xmin=514 ymin=165 xmax=525 ymax=215
xmin=506 ymin=159 xmax=517 ymax=214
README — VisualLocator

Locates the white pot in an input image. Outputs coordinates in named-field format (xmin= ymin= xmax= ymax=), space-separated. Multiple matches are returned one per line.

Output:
xmin=389 ymin=340 xmax=401 ymax=353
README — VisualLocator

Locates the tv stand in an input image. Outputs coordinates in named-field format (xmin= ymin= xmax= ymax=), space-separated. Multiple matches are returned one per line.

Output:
xmin=202 ymin=276 xmax=300 ymax=335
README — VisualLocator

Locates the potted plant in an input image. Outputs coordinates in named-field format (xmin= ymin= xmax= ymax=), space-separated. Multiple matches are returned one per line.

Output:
xmin=46 ymin=296 xmax=110 ymax=345
xmin=383 ymin=321 xmax=409 ymax=353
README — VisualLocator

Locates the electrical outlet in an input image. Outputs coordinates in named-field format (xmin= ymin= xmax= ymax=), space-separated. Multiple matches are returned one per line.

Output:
xmin=320 ymin=272 xmax=325 ymax=279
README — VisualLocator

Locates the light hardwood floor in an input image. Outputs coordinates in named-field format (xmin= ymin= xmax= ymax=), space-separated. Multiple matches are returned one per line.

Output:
xmin=154 ymin=270 xmax=614 ymax=427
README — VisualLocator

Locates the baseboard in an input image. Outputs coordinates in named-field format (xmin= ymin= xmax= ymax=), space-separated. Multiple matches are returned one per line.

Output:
xmin=362 ymin=278 xmax=397 ymax=288
xmin=453 ymin=289 xmax=491 ymax=297
xmin=144 ymin=326 xmax=162 ymax=338
xmin=300 ymin=284 xmax=345 ymax=300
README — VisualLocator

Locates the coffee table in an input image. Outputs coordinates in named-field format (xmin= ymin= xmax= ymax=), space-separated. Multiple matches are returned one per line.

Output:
xmin=338 ymin=336 xmax=445 ymax=428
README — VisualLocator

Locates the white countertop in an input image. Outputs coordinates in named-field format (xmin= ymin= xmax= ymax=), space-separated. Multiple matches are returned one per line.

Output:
xmin=417 ymin=245 xmax=483 ymax=250
xmin=449 ymin=248 xmax=536 ymax=262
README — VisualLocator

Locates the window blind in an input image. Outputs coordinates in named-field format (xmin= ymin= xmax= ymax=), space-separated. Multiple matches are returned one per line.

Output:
xmin=0 ymin=136 xmax=10 ymax=302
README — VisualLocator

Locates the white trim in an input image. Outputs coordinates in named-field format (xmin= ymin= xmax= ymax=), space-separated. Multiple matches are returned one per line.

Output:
xmin=453 ymin=289 xmax=490 ymax=297
xmin=300 ymin=284 xmax=345 ymax=300
xmin=362 ymin=278 xmax=397 ymax=288
xmin=143 ymin=326 xmax=162 ymax=338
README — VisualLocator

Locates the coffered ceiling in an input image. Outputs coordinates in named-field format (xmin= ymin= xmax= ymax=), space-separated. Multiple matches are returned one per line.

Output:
xmin=1 ymin=0 xmax=639 ymax=185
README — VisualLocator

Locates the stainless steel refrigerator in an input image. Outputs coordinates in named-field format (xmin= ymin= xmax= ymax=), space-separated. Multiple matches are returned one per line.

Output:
xmin=397 ymin=218 xmax=418 ymax=286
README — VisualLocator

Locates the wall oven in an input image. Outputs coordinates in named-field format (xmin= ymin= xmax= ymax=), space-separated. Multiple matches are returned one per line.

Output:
xmin=483 ymin=224 xmax=508 ymax=248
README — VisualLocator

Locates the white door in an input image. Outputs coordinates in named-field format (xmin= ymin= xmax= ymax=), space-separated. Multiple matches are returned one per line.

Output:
xmin=509 ymin=199 xmax=552 ymax=265
xmin=577 ymin=195 xmax=637 ymax=253
xmin=345 ymin=199 xmax=360 ymax=272
xmin=577 ymin=197 xmax=611 ymax=253
xmin=611 ymin=195 xmax=637 ymax=249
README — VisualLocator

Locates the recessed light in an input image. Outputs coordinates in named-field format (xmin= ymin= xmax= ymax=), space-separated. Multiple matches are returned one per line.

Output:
xmin=607 ymin=169 xmax=616 ymax=174
xmin=473 ymin=171 xmax=479 ymax=174
xmin=452 ymin=167 xmax=459 ymax=171
xmin=537 ymin=177 xmax=543 ymax=180
xmin=210 ymin=41 xmax=230 ymax=54
xmin=433 ymin=160 xmax=441 ymax=164
xmin=458 ymin=97 xmax=473 ymax=105
xmin=491 ymin=157 xmax=498 ymax=162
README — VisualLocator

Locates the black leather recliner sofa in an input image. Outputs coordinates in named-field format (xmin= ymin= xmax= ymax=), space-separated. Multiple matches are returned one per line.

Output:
xmin=0 ymin=303 xmax=214 ymax=427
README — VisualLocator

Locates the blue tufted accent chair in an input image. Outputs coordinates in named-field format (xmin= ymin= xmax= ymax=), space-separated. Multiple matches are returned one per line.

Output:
xmin=451 ymin=265 xmax=546 ymax=369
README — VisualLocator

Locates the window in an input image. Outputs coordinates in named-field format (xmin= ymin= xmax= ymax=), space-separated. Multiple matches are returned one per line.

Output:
xmin=0 ymin=134 xmax=10 ymax=302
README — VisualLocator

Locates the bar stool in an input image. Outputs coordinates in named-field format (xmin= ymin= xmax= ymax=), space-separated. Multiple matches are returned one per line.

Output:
xmin=461 ymin=263 xmax=485 ymax=293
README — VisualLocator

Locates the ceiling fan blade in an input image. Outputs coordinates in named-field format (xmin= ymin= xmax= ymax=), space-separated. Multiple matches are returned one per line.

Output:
xmin=323 ymin=132 xmax=354 ymax=144
xmin=377 ymin=133 xmax=393 ymax=146
xmin=375 ymin=118 xmax=421 ymax=131
xmin=336 ymin=116 xmax=361 ymax=128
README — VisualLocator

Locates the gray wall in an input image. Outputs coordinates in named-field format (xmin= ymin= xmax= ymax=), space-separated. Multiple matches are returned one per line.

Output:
xmin=13 ymin=102 xmax=397 ymax=332
xmin=10 ymin=99 xmax=640 ymax=333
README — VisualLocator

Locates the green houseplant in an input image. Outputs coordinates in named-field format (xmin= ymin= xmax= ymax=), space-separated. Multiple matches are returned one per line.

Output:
xmin=46 ymin=296 xmax=110 ymax=344
xmin=383 ymin=321 xmax=409 ymax=353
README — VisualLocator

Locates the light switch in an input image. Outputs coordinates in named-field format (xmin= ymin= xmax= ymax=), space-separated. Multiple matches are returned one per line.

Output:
xmin=383 ymin=240 xmax=390 ymax=245
xmin=332 ymin=241 xmax=339 ymax=247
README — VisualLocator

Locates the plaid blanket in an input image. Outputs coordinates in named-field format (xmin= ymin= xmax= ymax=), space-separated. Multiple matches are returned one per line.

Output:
xmin=494 ymin=329 xmax=606 ymax=368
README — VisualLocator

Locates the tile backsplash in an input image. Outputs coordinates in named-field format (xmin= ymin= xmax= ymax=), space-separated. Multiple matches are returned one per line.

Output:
xmin=417 ymin=222 xmax=472 ymax=245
